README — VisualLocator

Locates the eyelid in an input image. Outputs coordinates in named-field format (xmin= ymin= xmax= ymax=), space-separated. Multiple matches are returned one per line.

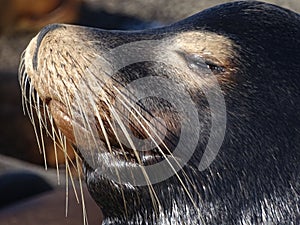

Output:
xmin=185 ymin=53 xmax=209 ymax=70
xmin=177 ymin=52 xmax=208 ymax=69
xmin=176 ymin=51 xmax=224 ymax=73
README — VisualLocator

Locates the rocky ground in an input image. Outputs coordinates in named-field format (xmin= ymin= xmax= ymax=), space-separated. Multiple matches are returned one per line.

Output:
xmin=86 ymin=0 xmax=300 ymax=23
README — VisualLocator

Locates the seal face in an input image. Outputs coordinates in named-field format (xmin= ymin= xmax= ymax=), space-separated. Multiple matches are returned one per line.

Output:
xmin=19 ymin=1 xmax=300 ymax=225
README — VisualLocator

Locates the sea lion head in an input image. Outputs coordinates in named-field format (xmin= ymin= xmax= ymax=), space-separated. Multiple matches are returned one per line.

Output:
xmin=19 ymin=1 xmax=300 ymax=224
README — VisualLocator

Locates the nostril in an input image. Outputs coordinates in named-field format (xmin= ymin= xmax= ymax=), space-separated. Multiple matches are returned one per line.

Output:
xmin=33 ymin=24 xmax=64 ymax=71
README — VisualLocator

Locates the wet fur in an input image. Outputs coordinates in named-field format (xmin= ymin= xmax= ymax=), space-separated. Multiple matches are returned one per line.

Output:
xmin=19 ymin=1 xmax=300 ymax=225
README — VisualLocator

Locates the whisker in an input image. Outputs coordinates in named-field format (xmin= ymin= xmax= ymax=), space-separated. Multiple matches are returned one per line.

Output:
xmin=28 ymin=84 xmax=43 ymax=155
xmin=104 ymin=98 xmax=162 ymax=214
xmin=80 ymin=55 xmax=165 ymax=214
xmin=65 ymin=154 xmax=69 ymax=218
xmin=76 ymin=154 xmax=89 ymax=225
xmin=36 ymin=95 xmax=47 ymax=169
xmin=101 ymin=113 xmax=130 ymax=217
xmin=67 ymin=156 xmax=80 ymax=204
xmin=114 ymin=86 xmax=204 ymax=218
xmin=49 ymin=113 xmax=61 ymax=184
xmin=19 ymin=48 xmax=91 ymax=224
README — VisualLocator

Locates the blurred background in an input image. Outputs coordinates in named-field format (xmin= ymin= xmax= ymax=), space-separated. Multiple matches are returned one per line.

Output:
xmin=0 ymin=0 xmax=298 ymax=224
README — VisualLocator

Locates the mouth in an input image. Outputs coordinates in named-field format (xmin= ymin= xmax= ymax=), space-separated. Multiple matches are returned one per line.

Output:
xmin=19 ymin=61 xmax=170 ymax=169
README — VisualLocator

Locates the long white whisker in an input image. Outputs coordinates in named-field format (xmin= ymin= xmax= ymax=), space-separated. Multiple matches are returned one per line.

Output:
xmin=114 ymin=86 xmax=204 ymax=216
xmin=65 ymin=148 xmax=69 ymax=218
xmin=36 ymin=96 xmax=47 ymax=169
xmin=76 ymin=154 xmax=89 ymax=225
xmin=49 ymin=113 xmax=61 ymax=185
xmin=104 ymin=97 xmax=162 ymax=213
xmin=81 ymin=56 xmax=164 ymax=214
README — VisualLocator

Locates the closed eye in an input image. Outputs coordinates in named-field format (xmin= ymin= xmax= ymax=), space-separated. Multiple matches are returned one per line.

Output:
xmin=205 ymin=60 xmax=225 ymax=73
xmin=177 ymin=51 xmax=225 ymax=74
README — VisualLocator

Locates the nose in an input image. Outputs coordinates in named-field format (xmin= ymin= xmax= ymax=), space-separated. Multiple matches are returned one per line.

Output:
xmin=33 ymin=24 xmax=64 ymax=70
